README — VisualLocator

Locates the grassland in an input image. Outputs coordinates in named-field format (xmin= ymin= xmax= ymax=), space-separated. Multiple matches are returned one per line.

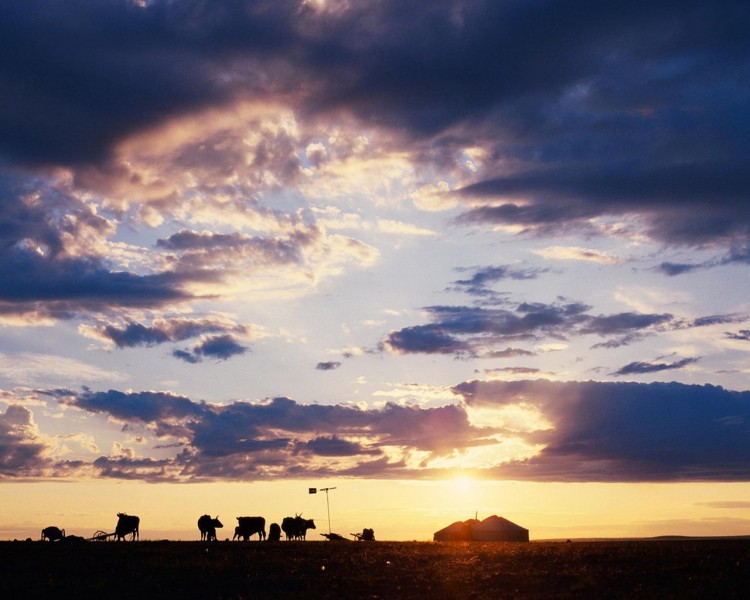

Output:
xmin=2 ymin=539 xmax=749 ymax=599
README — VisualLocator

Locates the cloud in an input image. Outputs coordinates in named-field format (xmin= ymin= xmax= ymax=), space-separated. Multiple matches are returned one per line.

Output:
xmin=1 ymin=3 xmax=744 ymax=255
xmin=80 ymin=314 xmax=263 ymax=350
xmin=614 ymin=357 xmax=699 ymax=376
xmin=0 ymin=176 xmax=198 ymax=321
xmin=155 ymin=229 xmax=309 ymax=269
xmin=483 ymin=367 xmax=541 ymax=376
xmin=294 ymin=435 xmax=379 ymax=457
xmin=453 ymin=379 xmax=750 ymax=481
xmin=383 ymin=301 xmax=683 ymax=358
xmin=0 ymin=405 xmax=53 ymax=477
xmin=172 ymin=335 xmax=249 ymax=363
xmin=659 ymin=261 xmax=704 ymax=276
xmin=533 ymin=246 xmax=622 ymax=264
xmin=51 ymin=390 xmax=492 ymax=479
xmin=61 ymin=388 xmax=204 ymax=424
xmin=483 ymin=348 xmax=536 ymax=359
xmin=384 ymin=275 xmax=746 ymax=357
xmin=458 ymin=160 xmax=750 ymax=249
xmin=32 ymin=377 xmax=750 ymax=482
xmin=316 ymin=361 xmax=341 ymax=371
xmin=579 ymin=313 xmax=673 ymax=336
xmin=450 ymin=265 xmax=546 ymax=297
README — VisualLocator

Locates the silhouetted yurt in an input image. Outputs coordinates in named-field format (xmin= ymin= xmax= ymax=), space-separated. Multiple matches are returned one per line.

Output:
xmin=433 ymin=515 xmax=529 ymax=542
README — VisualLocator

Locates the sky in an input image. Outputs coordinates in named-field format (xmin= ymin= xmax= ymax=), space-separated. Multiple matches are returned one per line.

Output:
xmin=2 ymin=0 xmax=750 ymax=541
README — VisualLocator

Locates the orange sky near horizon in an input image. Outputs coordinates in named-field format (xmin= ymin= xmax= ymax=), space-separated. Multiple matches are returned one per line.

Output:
xmin=4 ymin=479 xmax=750 ymax=542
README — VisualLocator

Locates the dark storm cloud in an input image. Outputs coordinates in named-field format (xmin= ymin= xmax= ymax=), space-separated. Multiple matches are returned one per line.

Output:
xmin=0 ymin=0 xmax=306 ymax=166
xmin=454 ymin=379 xmax=750 ymax=481
xmin=0 ymin=1 xmax=746 ymax=250
xmin=614 ymin=357 xmax=699 ymax=376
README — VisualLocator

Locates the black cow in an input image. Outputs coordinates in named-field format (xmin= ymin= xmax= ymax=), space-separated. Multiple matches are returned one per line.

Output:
xmin=197 ymin=514 xmax=223 ymax=541
xmin=267 ymin=522 xmax=281 ymax=542
xmin=41 ymin=526 xmax=65 ymax=542
xmin=115 ymin=513 xmax=140 ymax=541
xmin=233 ymin=516 xmax=265 ymax=541
xmin=281 ymin=515 xmax=316 ymax=540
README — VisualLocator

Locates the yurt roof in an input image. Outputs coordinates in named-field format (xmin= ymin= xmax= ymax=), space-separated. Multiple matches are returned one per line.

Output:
xmin=434 ymin=519 xmax=477 ymax=535
xmin=473 ymin=515 xmax=528 ymax=532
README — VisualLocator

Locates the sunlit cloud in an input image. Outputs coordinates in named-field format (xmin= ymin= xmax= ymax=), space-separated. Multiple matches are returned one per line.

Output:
xmin=372 ymin=383 xmax=460 ymax=407
xmin=533 ymin=246 xmax=623 ymax=264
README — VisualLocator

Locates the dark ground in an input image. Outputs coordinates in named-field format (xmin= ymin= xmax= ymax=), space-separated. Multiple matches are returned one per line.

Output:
xmin=1 ymin=539 xmax=749 ymax=599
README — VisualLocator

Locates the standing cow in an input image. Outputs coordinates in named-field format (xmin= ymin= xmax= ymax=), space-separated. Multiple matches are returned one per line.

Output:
xmin=267 ymin=522 xmax=282 ymax=542
xmin=114 ymin=513 xmax=140 ymax=541
xmin=41 ymin=526 xmax=65 ymax=542
xmin=281 ymin=515 xmax=316 ymax=540
xmin=233 ymin=516 xmax=265 ymax=541
xmin=197 ymin=515 xmax=223 ymax=541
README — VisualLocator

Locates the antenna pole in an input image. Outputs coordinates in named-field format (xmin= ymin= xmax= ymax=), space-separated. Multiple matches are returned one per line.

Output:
xmin=320 ymin=486 xmax=337 ymax=534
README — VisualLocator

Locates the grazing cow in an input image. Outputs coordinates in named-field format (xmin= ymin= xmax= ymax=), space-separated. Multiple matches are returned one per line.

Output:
xmin=41 ymin=526 xmax=65 ymax=542
xmin=233 ymin=516 xmax=265 ymax=541
xmin=281 ymin=515 xmax=316 ymax=540
xmin=267 ymin=522 xmax=281 ymax=542
xmin=197 ymin=515 xmax=223 ymax=541
xmin=114 ymin=513 xmax=140 ymax=541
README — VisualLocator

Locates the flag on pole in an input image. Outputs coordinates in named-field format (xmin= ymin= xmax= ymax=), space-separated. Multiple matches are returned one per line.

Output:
xmin=309 ymin=487 xmax=317 ymax=494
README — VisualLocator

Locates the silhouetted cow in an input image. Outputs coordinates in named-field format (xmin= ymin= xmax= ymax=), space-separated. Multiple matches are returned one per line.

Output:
xmin=115 ymin=513 xmax=140 ymax=541
xmin=41 ymin=526 xmax=65 ymax=542
xmin=281 ymin=515 xmax=316 ymax=540
xmin=233 ymin=516 xmax=265 ymax=541
xmin=267 ymin=522 xmax=281 ymax=542
xmin=197 ymin=515 xmax=223 ymax=541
